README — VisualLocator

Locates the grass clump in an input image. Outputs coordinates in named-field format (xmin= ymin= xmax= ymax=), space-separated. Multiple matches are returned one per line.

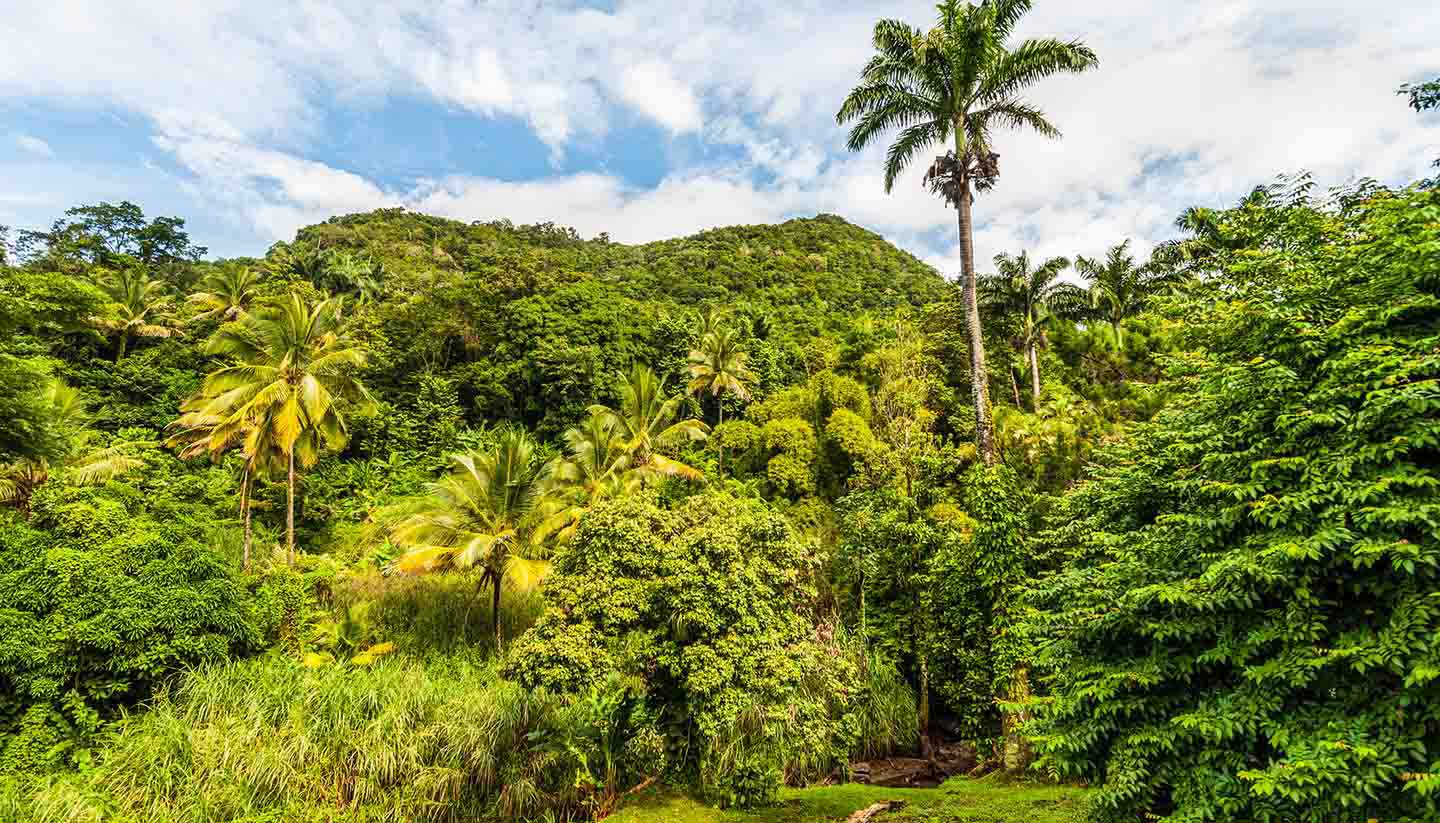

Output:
xmin=5 ymin=653 xmax=590 ymax=822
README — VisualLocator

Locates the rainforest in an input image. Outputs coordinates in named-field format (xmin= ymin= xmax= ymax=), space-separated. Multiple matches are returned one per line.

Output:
xmin=2 ymin=3 xmax=1439 ymax=823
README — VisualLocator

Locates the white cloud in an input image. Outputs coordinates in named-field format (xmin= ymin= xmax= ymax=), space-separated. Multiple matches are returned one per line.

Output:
xmin=617 ymin=60 xmax=703 ymax=134
xmin=13 ymin=134 xmax=55 ymax=157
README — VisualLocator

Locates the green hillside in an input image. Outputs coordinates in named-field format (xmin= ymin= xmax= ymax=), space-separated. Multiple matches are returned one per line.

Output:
xmin=267 ymin=210 xmax=946 ymax=434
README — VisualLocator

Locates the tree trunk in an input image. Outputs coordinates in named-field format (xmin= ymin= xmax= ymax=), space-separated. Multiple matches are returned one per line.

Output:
xmin=919 ymin=652 xmax=932 ymax=760
xmin=957 ymin=185 xmax=996 ymax=465
xmin=1008 ymin=367 xmax=1021 ymax=407
xmin=286 ymin=448 xmax=296 ymax=566
xmin=116 ymin=331 xmax=129 ymax=362
xmin=1027 ymin=343 xmax=1042 ymax=411
xmin=717 ymin=400 xmax=725 ymax=480
xmin=1002 ymin=664 xmax=1036 ymax=772
xmin=241 ymin=464 xmax=253 ymax=571
xmin=491 ymin=570 xmax=503 ymax=649
xmin=1113 ymin=320 xmax=1124 ymax=350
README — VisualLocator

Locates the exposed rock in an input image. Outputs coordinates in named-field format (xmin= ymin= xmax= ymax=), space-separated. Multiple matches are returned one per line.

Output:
xmin=845 ymin=800 xmax=906 ymax=823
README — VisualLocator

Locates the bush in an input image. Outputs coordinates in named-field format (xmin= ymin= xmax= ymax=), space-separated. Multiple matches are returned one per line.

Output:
xmin=506 ymin=493 xmax=879 ymax=807
xmin=1025 ymin=186 xmax=1440 ymax=821
xmin=0 ymin=485 xmax=263 ymax=773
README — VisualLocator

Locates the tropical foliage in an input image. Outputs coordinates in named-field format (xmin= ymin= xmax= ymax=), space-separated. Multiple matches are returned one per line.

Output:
xmin=1 ymin=24 xmax=1437 ymax=823
xmin=1026 ymin=184 xmax=1440 ymax=821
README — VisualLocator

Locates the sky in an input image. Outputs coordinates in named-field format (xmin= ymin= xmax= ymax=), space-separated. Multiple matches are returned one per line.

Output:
xmin=2 ymin=0 xmax=1438 ymax=273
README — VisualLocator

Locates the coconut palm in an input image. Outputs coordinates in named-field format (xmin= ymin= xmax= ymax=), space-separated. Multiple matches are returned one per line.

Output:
xmin=837 ymin=0 xmax=1098 ymax=465
xmin=697 ymin=305 xmax=731 ymax=340
xmin=538 ymin=414 xmax=640 ymax=545
xmin=588 ymin=365 xmax=708 ymax=482
xmin=688 ymin=326 xmax=755 ymax=479
xmin=1074 ymin=240 xmax=1180 ymax=349
xmin=97 ymin=267 xmax=178 ymax=360
xmin=189 ymin=265 xmax=261 ymax=322
xmin=979 ymin=251 xmax=1086 ymax=409
xmin=0 ymin=381 xmax=146 ymax=516
xmin=385 ymin=428 xmax=556 ymax=646
xmin=167 ymin=397 xmax=283 ymax=571
xmin=198 ymin=293 xmax=373 ymax=564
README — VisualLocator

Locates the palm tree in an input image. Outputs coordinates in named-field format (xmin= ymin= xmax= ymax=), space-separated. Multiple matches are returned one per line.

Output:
xmin=688 ymin=327 xmax=755 ymax=479
xmin=386 ymin=428 xmax=555 ymax=646
xmin=588 ymin=365 xmax=709 ymax=482
xmin=167 ymin=397 xmax=282 ymax=571
xmin=538 ymin=414 xmax=640 ymax=545
xmin=697 ymin=305 xmax=730 ymax=340
xmin=1074 ymin=240 xmax=1179 ymax=349
xmin=189 ymin=265 xmax=261 ymax=322
xmin=97 ymin=267 xmax=178 ymax=360
xmin=837 ymin=0 xmax=1098 ymax=465
xmin=979 ymin=251 xmax=1086 ymax=409
xmin=198 ymin=293 xmax=372 ymax=564
xmin=324 ymin=251 xmax=384 ymax=306
xmin=0 ymin=381 xmax=145 ymax=516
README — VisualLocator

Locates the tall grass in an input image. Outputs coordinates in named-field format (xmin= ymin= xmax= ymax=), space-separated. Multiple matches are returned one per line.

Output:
xmin=337 ymin=571 xmax=545 ymax=656
xmin=12 ymin=654 xmax=587 ymax=822
xmin=852 ymin=648 xmax=919 ymax=760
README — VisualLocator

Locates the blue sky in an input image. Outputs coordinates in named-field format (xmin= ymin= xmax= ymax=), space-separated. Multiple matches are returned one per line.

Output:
xmin=3 ymin=0 xmax=1438 ymax=270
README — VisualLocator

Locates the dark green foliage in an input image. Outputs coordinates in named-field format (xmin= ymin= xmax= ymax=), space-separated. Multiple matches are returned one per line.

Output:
xmin=0 ymin=485 xmax=262 ymax=772
xmin=1401 ymin=77 xmax=1440 ymax=186
xmin=1026 ymin=186 xmax=1440 ymax=821
xmin=14 ymin=201 xmax=205 ymax=272
xmin=0 ymin=268 xmax=106 ymax=462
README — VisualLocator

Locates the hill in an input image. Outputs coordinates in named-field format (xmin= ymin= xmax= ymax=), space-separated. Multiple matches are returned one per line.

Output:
xmin=264 ymin=210 xmax=947 ymax=433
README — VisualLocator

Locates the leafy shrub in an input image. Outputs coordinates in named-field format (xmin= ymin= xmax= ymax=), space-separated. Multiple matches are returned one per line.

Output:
xmin=506 ymin=493 xmax=875 ymax=807
xmin=0 ymin=485 xmax=262 ymax=773
xmin=1026 ymin=186 xmax=1440 ymax=821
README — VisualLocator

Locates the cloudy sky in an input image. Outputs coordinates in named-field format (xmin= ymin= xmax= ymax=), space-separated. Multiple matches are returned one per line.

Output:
xmin=2 ymin=1 xmax=1438 ymax=271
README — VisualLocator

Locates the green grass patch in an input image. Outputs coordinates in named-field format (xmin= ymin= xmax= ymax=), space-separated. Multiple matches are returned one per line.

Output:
xmin=609 ymin=777 xmax=1088 ymax=823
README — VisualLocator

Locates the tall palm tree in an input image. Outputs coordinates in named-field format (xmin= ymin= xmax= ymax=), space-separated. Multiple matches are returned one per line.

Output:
xmin=688 ymin=326 xmax=755 ymax=479
xmin=386 ymin=428 xmax=555 ymax=646
xmin=199 ymin=293 xmax=372 ymax=564
xmin=538 ymin=414 xmax=640 ymax=545
xmin=1074 ymin=240 xmax=1179 ymax=349
xmin=189 ymin=265 xmax=261 ymax=322
xmin=0 ymin=381 xmax=145 ymax=516
xmin=97 ymin=267 xmax=178 ymax=360
xmin=588 ymin=365 xmax=709 ymax=482
xmin=979 ymin=251 xmax=1086 ymax=409
xmin=837 ymin=0 xmax=1098 ymax=465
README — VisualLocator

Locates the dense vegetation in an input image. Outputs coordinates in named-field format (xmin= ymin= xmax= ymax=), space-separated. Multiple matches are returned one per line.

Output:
xmin=2 ymin=2 xmax=1437 ymax=821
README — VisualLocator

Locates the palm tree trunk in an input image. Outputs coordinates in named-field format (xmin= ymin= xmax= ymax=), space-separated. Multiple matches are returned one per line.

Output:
xmin=957 ymin=183 xmax=996 ymax=465
xmin=1028 ymin=343 xmax=1042 ymax=411
xmin=491 ymin=571 xmax=503 ymax=649
xmin=286 ymin=448 xmax=296 ymax=566
xmin=241 ymin=464 xmax=253 ymax=571
xmin=717 ymin=400 xmax=725 ymax=480
xmin=1113 ymin=320 xmax=1124 ymax=350
xmin=1009 ymin=367 xmax=1021 ymax=407
xmin=116 ymin=331 xmax=129 ymax=362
